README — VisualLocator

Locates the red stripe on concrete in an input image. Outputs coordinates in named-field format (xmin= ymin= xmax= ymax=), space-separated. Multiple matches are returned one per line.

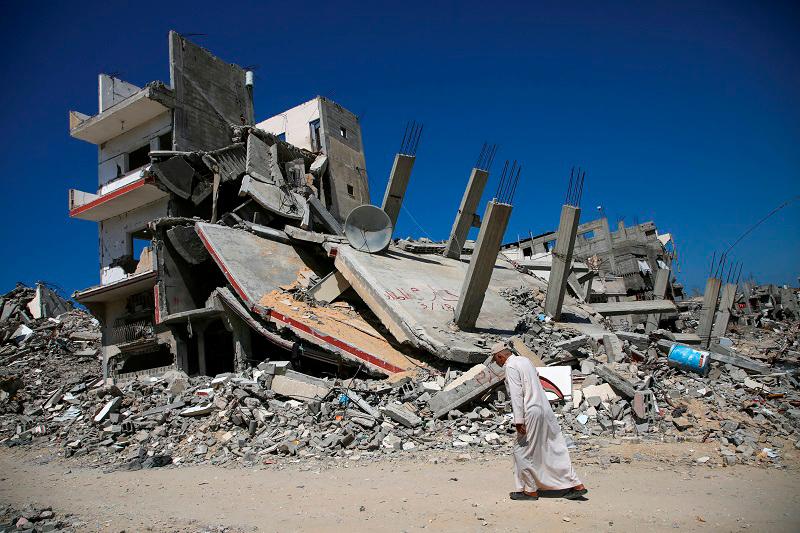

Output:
xmin=69 ymin=177 xmax=153 ymax=217
xmin=195 ymin=225 xmax=252 ymax=307
xmin=539 ymin=376 xmax=565 ymax=400
xmin=268 ymin=310 xmax=405 ymax=374
xmin=153 ymin=284 xmax=161 ymax=324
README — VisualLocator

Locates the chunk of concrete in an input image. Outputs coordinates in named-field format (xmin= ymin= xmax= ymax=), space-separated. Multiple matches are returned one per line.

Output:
xmin=603 ymin=334 xmax=624 ymax=363
xmin=270 ymin=370 xmax=332 ymax=401
xmin=429 ymin=358 xmax=505 ymax=418
xmin=180 ymin=403 xmax=214 ymax=417
xmin=553 ymin=335 xmax=589 ymax=352
xmin=259 ymin=361 xmax=291 ymax=376
xmin=308 ymin=270 xmax=351 ymax=304
xmin=345 ymin=390 xmax=381 ymax=419
xmin=94 ymin=397 xmax=122 ymax=423
xmin=382 ymin=403 xmax=422 ymax=428
xmin=580 ymin=383 xmax=618 ymax=403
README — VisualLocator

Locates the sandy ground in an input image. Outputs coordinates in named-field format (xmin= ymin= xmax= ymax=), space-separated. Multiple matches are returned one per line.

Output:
xmin=1 ymin=446 xmax=798 ymax=532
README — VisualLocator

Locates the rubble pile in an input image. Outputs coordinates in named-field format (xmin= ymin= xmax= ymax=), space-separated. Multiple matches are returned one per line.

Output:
xmin=2 ymin=355 xmax=519 ymax=468
xmin=499 ymin=285 xmax=799 ymax=462
xmin=0 ymin=504 xmax=80 ymax=532
xmin=1 ymin=280 xmax=798 ymax=471
xmin=0 ymin=284 xmax=100 ymax=426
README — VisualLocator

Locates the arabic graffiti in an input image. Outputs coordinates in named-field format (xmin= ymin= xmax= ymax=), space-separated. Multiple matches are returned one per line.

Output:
xmin=383 ymin=285 xmax=460 ymax=312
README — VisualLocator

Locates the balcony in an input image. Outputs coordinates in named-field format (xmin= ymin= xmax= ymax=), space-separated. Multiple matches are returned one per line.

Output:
xmin=68 ymin=172 xmax=168 ymax=222
xmin=69 ymin=83 xmax=174 ymax=145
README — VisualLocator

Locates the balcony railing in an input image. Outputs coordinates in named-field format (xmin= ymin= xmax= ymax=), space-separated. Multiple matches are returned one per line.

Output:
xmin=110 ymin=319 xmax=155 ymax=344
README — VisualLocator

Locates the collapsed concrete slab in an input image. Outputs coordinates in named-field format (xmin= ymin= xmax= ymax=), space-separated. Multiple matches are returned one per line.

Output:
xmin=26 ymin=283 xmax=72 ymax=319
xmin=195 ymin=222 xmax=422 ymax=375
xmin=256 ymin=290 xmax=422 ymax=375
xmin=332 ymin=243 xmax=545 ymax=363
xmin=195 ymin=222 xmax=309 ymax=310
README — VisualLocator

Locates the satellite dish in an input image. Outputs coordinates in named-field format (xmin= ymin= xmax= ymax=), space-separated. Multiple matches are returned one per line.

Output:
xmin=344 ymin=205 xmax=393 ymax=253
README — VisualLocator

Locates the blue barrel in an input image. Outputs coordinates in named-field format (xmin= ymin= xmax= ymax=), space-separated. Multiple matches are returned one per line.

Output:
xmin=667 ymin=344 xmax=710 ymax=375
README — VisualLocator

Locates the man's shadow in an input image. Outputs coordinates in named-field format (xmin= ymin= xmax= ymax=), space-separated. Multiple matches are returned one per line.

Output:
xmin=538 ymin=489 xmax=589 ymax=501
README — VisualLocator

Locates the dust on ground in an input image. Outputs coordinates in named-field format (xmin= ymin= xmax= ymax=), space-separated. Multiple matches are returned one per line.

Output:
xmin=1 ymin=445 xmax=798 ymax=532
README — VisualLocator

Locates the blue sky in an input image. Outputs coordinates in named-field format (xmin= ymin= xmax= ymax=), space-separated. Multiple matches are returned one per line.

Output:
xmin=0 ymin=1 xmax=798 ymax=297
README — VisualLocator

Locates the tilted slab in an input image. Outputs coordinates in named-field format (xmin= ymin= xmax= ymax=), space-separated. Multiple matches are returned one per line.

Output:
xmin=195 ymin=223 xmax=418 ymax=375
xmin=333 ymin=244 xmax=544 ymax=363
xmin=195 ymin=222 xmax=307 ymax=309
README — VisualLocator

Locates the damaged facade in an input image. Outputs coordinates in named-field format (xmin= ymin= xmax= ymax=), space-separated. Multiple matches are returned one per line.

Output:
xmin=64 ymin=35 xmax=797 ymax=448
xmin=502 ymin=217 xmax=680 ymax=298
xmin=0 ymin=28 xmax=792 ymax=480
xmin=65 ymin=34 xmax=688 ymax=383
xmin=69 ymin=32 xmax=372 ymax=380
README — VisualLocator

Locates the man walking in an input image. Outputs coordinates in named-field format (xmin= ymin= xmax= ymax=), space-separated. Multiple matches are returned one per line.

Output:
xmin=491 ymin=342 xmax=587 ymax=501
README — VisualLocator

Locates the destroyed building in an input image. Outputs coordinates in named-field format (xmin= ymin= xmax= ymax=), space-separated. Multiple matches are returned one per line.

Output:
xmin=68 ymin=32 xmax=374 ymax=380
xmin=62 ymin=33 xmax=796 ymax=426
xmin=64 ymin=32 xmax=690 ymax=386
xmin=501 ymin=217 xmax=680 ymax=296
xmin=0 ymin=28 xmax=793 ymax=477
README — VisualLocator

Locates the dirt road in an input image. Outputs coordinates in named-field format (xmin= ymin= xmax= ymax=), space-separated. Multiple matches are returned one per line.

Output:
xmin=1 ymin=447 xmax=798 ymax=532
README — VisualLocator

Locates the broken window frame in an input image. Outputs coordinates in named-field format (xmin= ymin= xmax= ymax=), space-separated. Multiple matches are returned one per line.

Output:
xmin=127 ymin=143 xmax=151 ymax=171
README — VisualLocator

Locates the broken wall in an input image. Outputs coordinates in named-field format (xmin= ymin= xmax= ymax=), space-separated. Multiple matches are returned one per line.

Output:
xmin=99 ymin=197 xmax=169 ymax=284
xmin=319 ymin=97 xmax=369 ymax=222
xmin=98 ymin=74 xmax=141 ymax=112
xmin=256 ymin=98 xmax=320 ymax=150
xmin=169 ymin=31 xmax=254 ymax=152
xmin=155 ymin=225 xmax=225 ymax=317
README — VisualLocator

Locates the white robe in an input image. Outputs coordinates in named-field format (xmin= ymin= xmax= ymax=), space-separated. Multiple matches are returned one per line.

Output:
xmin=505 ymin=354 xmax=581 ymax=492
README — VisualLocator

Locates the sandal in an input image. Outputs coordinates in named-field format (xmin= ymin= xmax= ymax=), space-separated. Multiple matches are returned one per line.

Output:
xmin=509 ymin=491 xmax=539 ymax=501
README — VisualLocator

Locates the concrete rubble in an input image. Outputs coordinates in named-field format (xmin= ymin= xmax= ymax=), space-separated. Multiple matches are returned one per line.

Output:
xmin=2 ymin=31 xmax=798 ymax=474
xmin=1 ymin=281 xmax=799 ymax=471
xmin=0 ymin=504 xmax=80 ymax=532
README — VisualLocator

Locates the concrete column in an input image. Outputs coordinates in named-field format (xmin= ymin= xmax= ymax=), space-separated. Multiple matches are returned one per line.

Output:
xmin=196 ymin=326 xmax=207 ymax=376
xmin=544 ymin=205 xmax=581 ymax=320
xmin=443 ymin=168 xmax=489 ymax=259
xmin=742 ymin=281 xmax=753 ymax=313
xmin=697 ymin=277 xmax=722 ymax=348
xmin=582 ymin=274 xmax=595 ymax=302
xmin=711 ymin=283 xmax=738 ymax=339
xmin=599 ymin=217 xmax=617 ymax=273
xmin=380 ymin=154 xmax=416 ymax=230
xmin=645 ymin=268 xmax=671 ymax=333
xmin=454 ymin=201 xmax=513 ymax=329
xmin=223 ymin=314 xmax=252 ymax=372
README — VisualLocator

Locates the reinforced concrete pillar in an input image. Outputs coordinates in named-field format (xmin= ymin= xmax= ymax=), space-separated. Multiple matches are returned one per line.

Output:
xmin=195 ymin=322 xmax=208 ymax=376
xmin=380 ymin=154 xmax=416 ymax=230
xmin=711 ymin=283 xmax=737 ymax=339
xmin=443 ymin=168 xmax=489 ymax=259
xmin=224 ymin=313 xmax=252 ymax=372
xmin=599 ymin=217 xmax=617 ymax=273
xmin=582 ymin=274 xmax=595 ymax=302
xmin=742 ymin=281 xmax=754 ymax=313
xmin=697 ymin=277 xmax=722 ymax=348
xmin=454 ymin=200 xmax=513 ymax=329
xmin=645 ymin=268 xmax=671 ymax=333
xmin=544 ymin=205 xmax=581 ymax=320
